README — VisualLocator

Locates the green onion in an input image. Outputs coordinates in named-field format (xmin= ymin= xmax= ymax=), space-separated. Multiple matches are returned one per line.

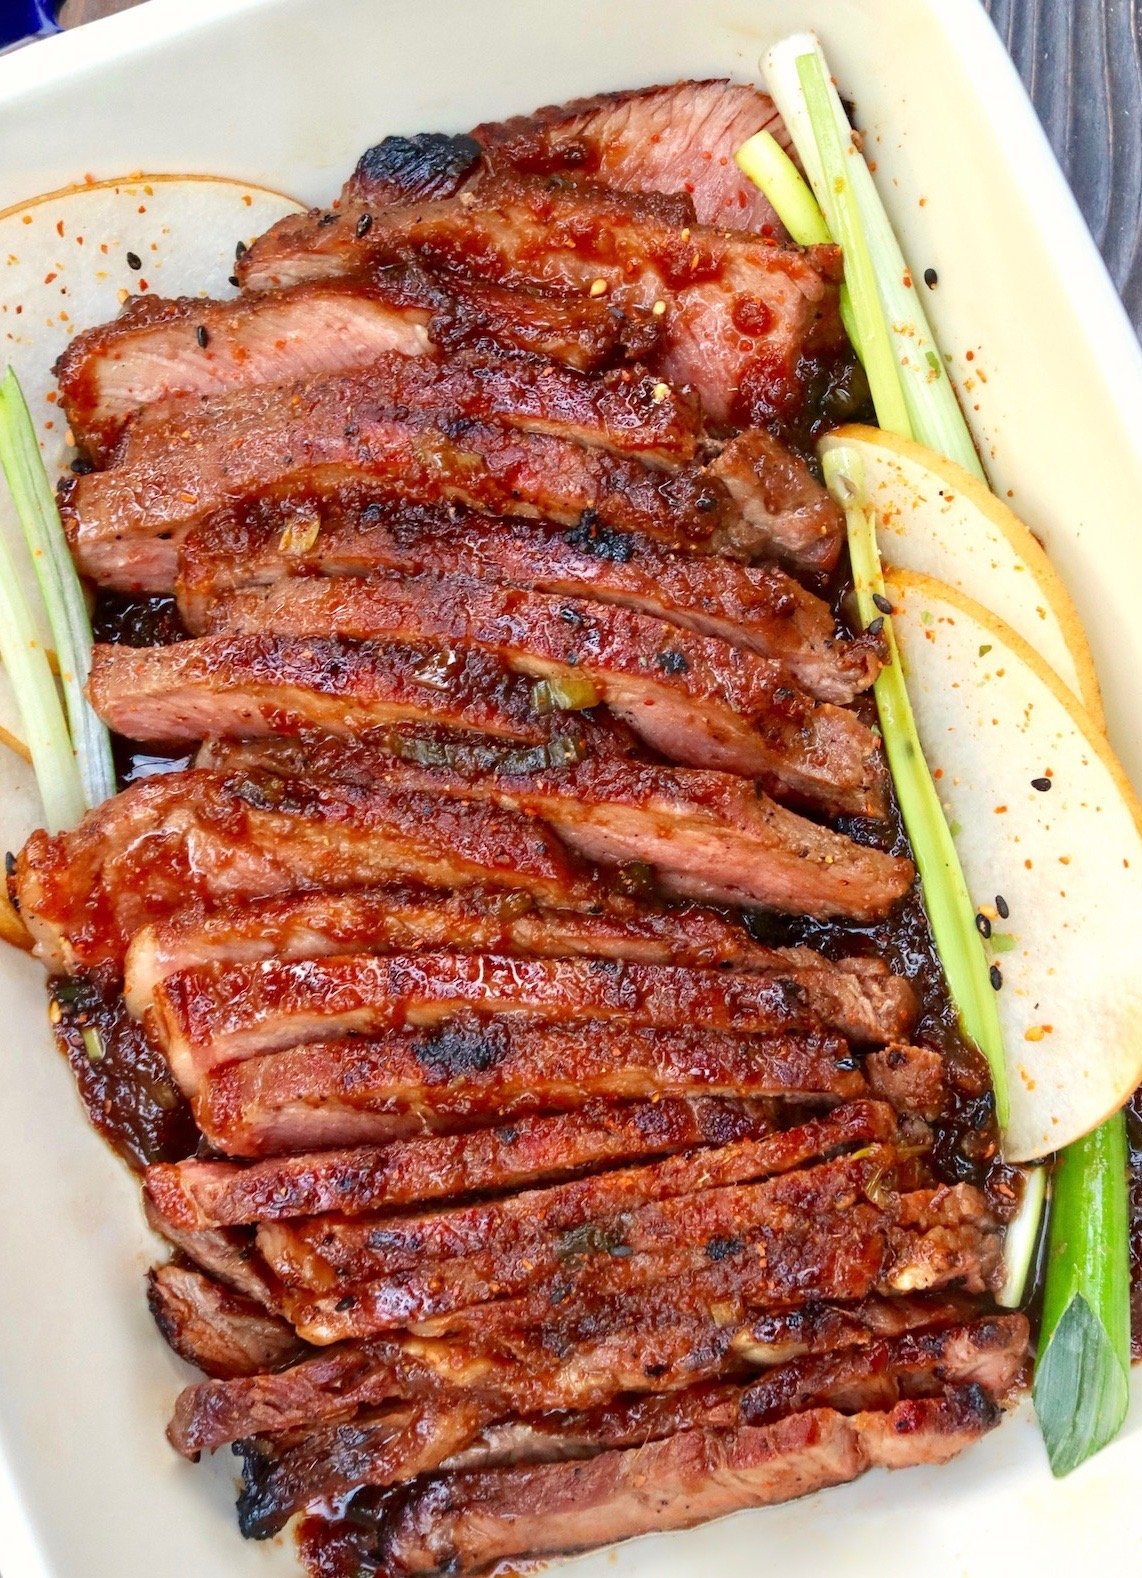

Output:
xmin=1034 ymin=1114 xmax=1131 ymax=1475
xmin=81 ymin=1025 xmax=105 ymax=1064
xmin=530 ymin=675 xmax=601 ymax=714
xmin=762 ymin=33 xmax=985 ymax=477
xmin=734 ymin=130 xmax=830 ymax=245
xmin=733 ymin=129 xmax=859 ymax=350
xmin=823 ymin=443 xmax=1009 ymax=1126
xmin=0 ymin=367 xmax=116 ymax=811
xmin=998 ymin=1163 xmax=1047 ymax=1307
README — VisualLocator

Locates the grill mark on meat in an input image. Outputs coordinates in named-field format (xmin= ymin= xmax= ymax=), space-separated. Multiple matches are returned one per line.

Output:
xmin=146 ymin=1262 xmax=306 ymax=1380
xmin=195 ymin=737 xmax=916 ymax=922
xmin=13 ymin=767 xmax=601 ymax=973
xmin=208 ymin=574 xmax=887 ymax=810
xmin=376 ymin=1391 xmax=1001 ymax=1573
xmin=148 ymin=953 xmax=917 ymax=1093
xmin=143 ymin=1098 xmax=777 ymax=1230
xmin=192 ymin=1019 xmax=867 ymax=1158
xmin=256 ymin=1104 xmax=898 ymax=1289
xmin=121 ymin=884 xmax=816 ymax=1015
xmin=88 ymin=634 xmax=564 ymax=750
xmin=234 ymin=1314 xmax=1027 ymax=1537
xmin=57 ymin=271 xmax=660 ymax=459
xmin=236 ymin=174 xmax=846 ymax=432
xmin=167 ymin=1291 xmax=985 ymax=1458
xmin=471 ymin=81 xmax=791 ymax=231
xmin=175 ymin=477 xmax=877 ymax=702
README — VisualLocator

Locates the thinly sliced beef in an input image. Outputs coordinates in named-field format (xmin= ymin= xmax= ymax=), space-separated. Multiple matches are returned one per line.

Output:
xmin=192 ymin=1018 xmax=867 ymax=1157
xmin=148 ymin=952 xmax=917 ymax=1091
xmin=121 ymin=884 xmax=812 ymax=1015
xmin=256 ymin=1105 xmax=898 ymax=1288
xmin=210 ymin=574 xmax=887 ymax=809
xmin=146 ymin=1262 xmax=305 ymax=1380
xmin=12 ymin=767 xmax=601 ymax=973
xmin=176 ymin=477 xmax=876 ymax=702
xmin=377 ymin=1392 xmax=1000 ymax=1574
xmin=196 ymin=737 xmax=917 ymax=922
xmin=237 ymin=176 xmax=847 ymax=433
xmin=143 ymin=1098 xmax=775 ymax=1231
xmin=88 ymin=634 xmax=560 ymax=750
xmin=472 ymin=81 xmax=790 ymax=230
xmin=709 ymin=427 xmax=847 ymax=572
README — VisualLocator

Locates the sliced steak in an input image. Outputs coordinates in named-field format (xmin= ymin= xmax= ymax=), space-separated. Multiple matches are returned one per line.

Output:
xmin=149 ymin=952 xmax=917 ymax=1090
xmin=195 ymin=738 xmax=917 ymax=922
xmin=87 ymin=634 xmax=561 ymax=750
xmin=257 ymin=1104 xmax=898 ymax=1288
xmin=377 ymin=1391 xmax=1000 ymax=1574
xmin=122 ymin=884 xmax=810 ymax=1015
xmin=192 ymin=1018 xmax=865 ymax=1158
xmin=709 ymin=427 xmax=847 ymax=572
xmin=176 ymin=477 xmax=875 ymax=702
xmin=146 ymin=1262 xmax=305 ymax=1380
xmin=210 ymin=574 xmax=886 ymax=808
xmin=472 ymin=81 xmax=790 ymax=230
xmin=143 ymin=1097 xmax=775 ymax=1231
xmin=237 ymin=175 xmax=846 ymax=433
xmin=12 ymin=766 xmax=600 ymax=973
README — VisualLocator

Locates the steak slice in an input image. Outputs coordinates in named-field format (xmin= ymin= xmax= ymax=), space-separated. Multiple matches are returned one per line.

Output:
xmin=121 ymin=884 xmax=809 ymax=1015
xmin=57 ymin=272 xmax=659 ymax=459
xmin=377 ymin=1391 xmax=1000 ymax=1574
xmin=143 ymin=1097 xmax=775 ymax=1231
xmin=471 ymin=81 xmax=789 ymax=231
xmin=196 ymin=737 xmax=916 ymax=921
xmin=146 ymin=1262 xmax=306 ymax=1380
xmin=87 ymin=634 xmax=560 ymax=750
xmin=192 ymin=1018 xmax=865 ymax=1158
xmin=257 ymin=1104 xmax=898 ymax=1288
xmin=176 ymin=478 xmax=875 ymax=703
xmin=13 ymin=767 xmax=600 ymax=973
xmin=210 ymin=574 xmax=887 ymax=809
xmin=709 ymin=427 xmax=848 ymax=573
xmin=237 ymin=175 xmax=847 ymax=433
xmin=149 ymin=952 xmax=918 ymax=1089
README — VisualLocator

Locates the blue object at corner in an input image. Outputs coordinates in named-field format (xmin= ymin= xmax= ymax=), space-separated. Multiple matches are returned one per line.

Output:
xmin=0 ymin=0 xmax=60 ymax=50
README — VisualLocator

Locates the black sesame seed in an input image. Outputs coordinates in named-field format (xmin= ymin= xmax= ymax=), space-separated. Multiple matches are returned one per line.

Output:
xmin=1031 ymin=777 xmax=1051 ymax=792
xmin=356 ymin=212 xmax=373 ymax=238
xmin=228 ymin=274 xmax=240 ymax=288
xmin=975 ymin=912 xmax=992 ymax=939
xmin=235 ymin=239 xmax=248 ymax=259
xmin=125 ymin=250 xmax=142 ymax=271
xmin=872 ymin=592 xmax=893 ymax=615
xmin=195 ymin=325 xmax=209 ymax=349
xmin=923 ymin=267 xmax=938 ymax=288
xmin=4 ymin=851 xmax=14 ymax=878
xmin=995 ymin=894 xmax=1010 ymax=919
xmin=69 ymin=455 xmax=95 ymax=475
xmin=333 ymin=1294 xmax=356 ymax=1312
xmin=989 ymin=964 xmax=1003 ymax=991
xmin=866 ymin=616 xmax=885 ymax=638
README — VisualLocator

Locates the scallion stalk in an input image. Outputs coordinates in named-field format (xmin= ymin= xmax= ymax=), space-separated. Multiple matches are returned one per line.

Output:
xmin=0 ymin=367 xmax=116 ymax=811
xmin=762 ymin=33 xmax=986 ymax=477
xmin=823 ymin=443 xmax=1009 ymax=1126
xmin=998 ymin=1163 xmax=1047 ymax=1308
xmin=1034 ymin=1114 xmax=1131 ymax=1475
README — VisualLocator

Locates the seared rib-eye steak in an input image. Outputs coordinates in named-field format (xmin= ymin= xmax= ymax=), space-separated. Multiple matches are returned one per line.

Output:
xmin=20 ymin=76 xmax=1016 ymax=1578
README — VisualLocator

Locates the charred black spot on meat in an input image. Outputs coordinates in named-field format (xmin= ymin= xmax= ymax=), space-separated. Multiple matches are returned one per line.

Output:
xmin=563 ymin=517 xmax=636 ymax=562
xmin=413 ymin=1022 xmax=508 ymax=1079
xmin=350 ymin=132 xmax=482 ymax=204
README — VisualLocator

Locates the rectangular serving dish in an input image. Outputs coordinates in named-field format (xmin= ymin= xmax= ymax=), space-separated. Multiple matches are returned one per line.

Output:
xmin=1 ymin=2 xmax=1141 ymax=1575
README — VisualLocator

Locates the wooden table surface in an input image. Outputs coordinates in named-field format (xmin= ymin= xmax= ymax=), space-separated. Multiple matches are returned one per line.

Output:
xmin=58 ymin=0 xmax=1142 ymax=331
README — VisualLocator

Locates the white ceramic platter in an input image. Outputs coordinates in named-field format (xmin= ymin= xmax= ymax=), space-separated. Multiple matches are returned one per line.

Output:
xmin=1 ymin=1 xmax=1141 ymax=1575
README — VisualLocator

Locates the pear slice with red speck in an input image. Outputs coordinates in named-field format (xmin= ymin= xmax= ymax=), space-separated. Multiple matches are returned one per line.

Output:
xmin=819 ymin=424 xmax=1104 ymax=729
xmin=885 ymin=566 xmax=1142 ymax=1162
xmin=0 ymin=173 xmax=304 ymax=674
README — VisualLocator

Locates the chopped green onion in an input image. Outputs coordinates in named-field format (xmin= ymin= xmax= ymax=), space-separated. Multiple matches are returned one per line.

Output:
xmin=530 ymin=675 xmax=601 ymax=714
xmin=823 ymin=443 xmax=1008 ymax=1126
xmin=0 ymin=368 xmax=116 ymax=811
xmin=1034 ymin=1114 xmax=1130 ymax=1475
xmin=998 ymin=1164 xmax=1047 ymax=1307
xmin=734 ymin=130 xmax=830 ymax=245
xmin=763 ymin=33 xmax=985 ymax=477
xmin=81 ymin=1025 xmax=105 ymax=1063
